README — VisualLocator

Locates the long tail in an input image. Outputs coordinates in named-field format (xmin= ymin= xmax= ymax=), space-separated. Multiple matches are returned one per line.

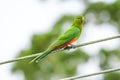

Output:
xmin=29 ymin=49 xmax=53 ymax=64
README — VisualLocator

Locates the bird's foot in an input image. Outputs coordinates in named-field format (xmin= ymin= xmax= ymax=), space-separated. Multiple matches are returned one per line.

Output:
xmin=64 ymin=44 xmax=76 ymax=50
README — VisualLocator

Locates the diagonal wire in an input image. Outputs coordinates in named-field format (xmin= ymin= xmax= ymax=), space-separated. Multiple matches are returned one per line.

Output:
xmin=60 ymin=67 xmax=120 ymax=80
xmin=0 ymin=35 xmax=120 ymax=65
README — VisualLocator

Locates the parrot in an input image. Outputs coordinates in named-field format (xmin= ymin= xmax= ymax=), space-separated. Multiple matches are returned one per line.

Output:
xmin=30 ymin=15 xmax=84 ymax=63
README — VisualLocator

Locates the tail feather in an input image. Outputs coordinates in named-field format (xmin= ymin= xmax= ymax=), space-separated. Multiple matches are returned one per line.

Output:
xmin=29 ymin=49 xmax=53 ymax=64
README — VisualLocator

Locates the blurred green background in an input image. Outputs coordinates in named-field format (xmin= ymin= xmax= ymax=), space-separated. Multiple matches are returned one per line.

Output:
xmin=11 ymin=0 xmax=120 ymax=80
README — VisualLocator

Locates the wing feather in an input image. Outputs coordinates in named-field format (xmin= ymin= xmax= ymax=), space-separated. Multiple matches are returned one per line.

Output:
xmin=49 ymin=27 xmax=80 ymax=49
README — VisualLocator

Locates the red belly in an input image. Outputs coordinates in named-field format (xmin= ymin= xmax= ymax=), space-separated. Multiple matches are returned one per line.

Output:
xmin=55 ymin=37 xmax=78 ymax=50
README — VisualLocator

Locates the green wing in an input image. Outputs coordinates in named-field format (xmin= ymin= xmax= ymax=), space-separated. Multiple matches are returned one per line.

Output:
xmin=49 ymin=27 xmax=81 ymax=49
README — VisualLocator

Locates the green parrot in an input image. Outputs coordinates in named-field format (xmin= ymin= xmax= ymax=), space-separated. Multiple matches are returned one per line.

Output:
xmin=30 ymin=15 xmax=84 ymax=63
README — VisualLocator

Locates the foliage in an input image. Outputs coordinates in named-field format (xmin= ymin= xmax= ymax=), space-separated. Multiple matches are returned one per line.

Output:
xmin=104 ymin=72 xmax=120 ymax=80
xmin=12 ymin=15 xmax=89 ymax=80
xmin=84 ymin=0 xmax=120 ymax=31
xmin=84 ymin=0 xmax=120 ymax=80
xmin=12 ymin=0 xmax=120 ymax=80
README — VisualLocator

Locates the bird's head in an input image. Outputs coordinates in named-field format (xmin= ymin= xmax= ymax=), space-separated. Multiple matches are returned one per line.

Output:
xmin=72 ymin=15 xmax=84 ymax=28
xmin=75 ymin=15 xmax=84 ymax=25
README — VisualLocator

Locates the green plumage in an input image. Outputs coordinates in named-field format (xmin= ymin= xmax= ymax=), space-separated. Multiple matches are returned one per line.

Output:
xmin=49 ymin=27 xmax=81 ymax=49
xmin=30 ymin=15 xmax=84 ymax=63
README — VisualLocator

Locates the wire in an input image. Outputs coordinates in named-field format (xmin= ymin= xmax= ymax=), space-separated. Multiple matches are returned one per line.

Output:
xmin=60 ymin=67 xmax=120 ymax=80
xmin=0 ymin=35 xmax=120 ymax=65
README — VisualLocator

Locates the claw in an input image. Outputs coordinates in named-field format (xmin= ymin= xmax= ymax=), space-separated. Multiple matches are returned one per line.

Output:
xmin=64 ymin=44 xmax=76 ymax=50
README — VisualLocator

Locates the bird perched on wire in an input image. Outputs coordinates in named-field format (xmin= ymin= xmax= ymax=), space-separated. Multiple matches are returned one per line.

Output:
xmin=30 ymin=15 xmax=84 ymax=63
